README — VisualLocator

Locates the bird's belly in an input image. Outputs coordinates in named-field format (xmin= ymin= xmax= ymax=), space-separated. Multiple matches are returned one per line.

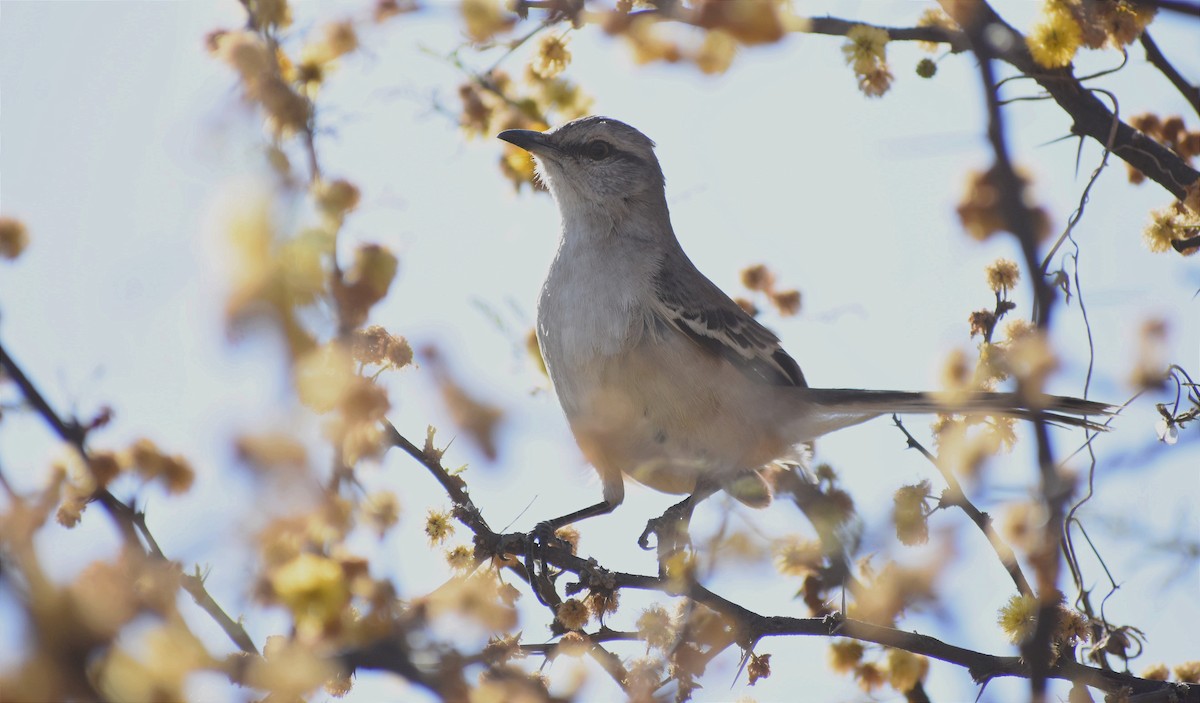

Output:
xmin=555 ymin=334 xmax=788 ymax=495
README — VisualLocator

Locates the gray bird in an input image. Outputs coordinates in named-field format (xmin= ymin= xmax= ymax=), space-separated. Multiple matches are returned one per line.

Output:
xmin=498 ymin=116 xmax=1110 ymax=536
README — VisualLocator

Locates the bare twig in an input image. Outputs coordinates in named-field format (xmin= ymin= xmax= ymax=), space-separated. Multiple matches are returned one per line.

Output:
xmin=891 ymin=416 xmax=1034 ymax=597
xmin=1140 ymin=32 xmax=1200 ymax=120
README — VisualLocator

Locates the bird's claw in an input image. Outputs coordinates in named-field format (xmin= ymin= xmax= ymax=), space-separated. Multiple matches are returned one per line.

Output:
xmin=525 ymin=520 xmax=566 ymax=606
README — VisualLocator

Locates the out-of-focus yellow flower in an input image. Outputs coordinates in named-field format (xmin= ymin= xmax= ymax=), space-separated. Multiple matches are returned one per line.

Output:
xmin=695 ymin=30 xmax=737 ymax=75
xmin=295 ymin=344 xmax=355 ymax=414
xmin=956 ymin=166 xmax=1052 ymax=242
xmin=892 ymin=481 xmax=931 ymax=546
xmin=1140 ymin=663 xmax=1170 ymax=681
xmin=461 ymin=0 xmax=514 ymax=44
xmin=126 ymin=438 xmax=195 ymax=494
xmin=314 ymin=178 xmax=361 ymax=216
xmin=1027 ymin=4 xmax=1082 ymax=69
xmin=347 ymin=243 xmax=397 ymax=302
xmin=426 ymin=572 xmax=518 ymax=631
xmin=855 ymin=662 xmax=885 ymax=692
xmin=696 ymin=0 xmax=784 ymax=46
xmin=248 ymin=636 xmax=337 ymax=698
xmin=253 ymin=0 xmax=292 ymax=30
xmin=236 ymin=431 xmax=308 ymax=471
xmin=842 ymin=25 xmax=888 ymax=68
xmin=636 ymin=604 xmax=675 ymax=650
xmin=1096 ymin=0 xmax=1156 ymax=47
xmin=884 ymin=648 xmax=929 ymax=692
xmin=828 ymin=640 xmax=864 ymax=674
xmin=0 ymin=216 xmax=29 ymax=260
xmin=212 ymin=30 xmax=272 ymax=89
xmin=916 ymin=8 xmax=958 ymax=52
xmin=1174 ymin=661 xmax=1200 ymax=684
xmin=270 ymin=553 xmax=350 ymax=633
xmin=1000 ymin=500 xmax=1047 ymax=553
xmin=623 ymin=17 xmax=682 ymax=65
xmin=530 ymin=34 xmax=571 ymax=79
xmin=361 ymin=490 xmax=400 ymax=536
xmin=1004 ymin=331 xmax=1058 ymax=400
xmin=772 ymin=536 xmax=822 ymax=576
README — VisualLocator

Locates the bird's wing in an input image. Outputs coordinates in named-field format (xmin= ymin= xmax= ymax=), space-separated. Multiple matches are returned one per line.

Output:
xmin=651 ymin=259 xmax=807 ymax=388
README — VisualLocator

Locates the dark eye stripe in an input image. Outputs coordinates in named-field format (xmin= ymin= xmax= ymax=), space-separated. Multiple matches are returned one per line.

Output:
xmin=565 ymin=143 xmax=644 ymax=167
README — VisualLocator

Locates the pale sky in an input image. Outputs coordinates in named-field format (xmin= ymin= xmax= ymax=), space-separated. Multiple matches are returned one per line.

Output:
xmin=1 ymin=2 xmax=1197 ymax=701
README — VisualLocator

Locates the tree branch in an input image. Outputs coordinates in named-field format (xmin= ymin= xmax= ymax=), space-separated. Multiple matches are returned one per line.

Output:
xmin=1140 ymin=31 xmax=1200 ymax=120
xmin=384 ymin=422 xmax=1198 ymax=701
xmin=0 ymin=338 xmax=259 ymax=656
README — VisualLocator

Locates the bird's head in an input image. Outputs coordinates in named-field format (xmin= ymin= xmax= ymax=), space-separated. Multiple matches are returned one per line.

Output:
xmin=498 ymin=116 xmax=665 ymax=212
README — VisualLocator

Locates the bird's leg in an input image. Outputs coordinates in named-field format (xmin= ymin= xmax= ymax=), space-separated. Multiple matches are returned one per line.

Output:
xmin=525 ymin=501 xmax=616 ymax=606
xmin=638 ymin=481 xmax=718 ymax=573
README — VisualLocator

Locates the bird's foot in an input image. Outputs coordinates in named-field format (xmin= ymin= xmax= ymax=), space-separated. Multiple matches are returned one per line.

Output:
xmin=524 ymin=520 xmax=567 ymax=606
xmin=638 ymin=500 xmax=696 ymax=576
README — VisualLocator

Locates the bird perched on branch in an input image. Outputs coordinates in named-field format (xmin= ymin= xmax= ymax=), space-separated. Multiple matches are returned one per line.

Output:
xmin=498 ymin=116 xmax=1110 ymax=560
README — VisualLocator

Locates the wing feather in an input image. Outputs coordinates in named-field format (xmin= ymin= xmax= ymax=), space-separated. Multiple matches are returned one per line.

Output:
xmin=651 ymin=261 xmax=807 ymax=388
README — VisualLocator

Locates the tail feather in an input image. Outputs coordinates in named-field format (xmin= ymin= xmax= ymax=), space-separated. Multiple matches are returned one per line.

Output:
xmin=794 ymin=388 xmax=1112 ymax=437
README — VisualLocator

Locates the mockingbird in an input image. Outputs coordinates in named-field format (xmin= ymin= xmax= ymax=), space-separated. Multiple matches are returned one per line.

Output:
xmin=498 ymin=116 xmax=1110 ymax=549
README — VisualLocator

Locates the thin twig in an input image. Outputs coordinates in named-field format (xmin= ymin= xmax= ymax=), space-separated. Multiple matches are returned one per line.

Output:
xmin=891 ymin=416 xmax=1033 ymax=597
xmin=1139 ymin=32 xmax=1200 ymax=120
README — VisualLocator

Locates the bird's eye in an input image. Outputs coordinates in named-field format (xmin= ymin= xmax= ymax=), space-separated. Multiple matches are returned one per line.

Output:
xmin=585 ymin=141 xmax=612 ymax=160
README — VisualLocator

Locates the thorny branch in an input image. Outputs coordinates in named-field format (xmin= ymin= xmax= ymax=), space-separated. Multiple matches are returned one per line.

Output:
xmin=0 ymin=338 xmax=259 ymax=657
xmin=383 ymin=423 xmax=1198 ymax=702
xmin=794 ymin=7 xmax=1200 ymax=201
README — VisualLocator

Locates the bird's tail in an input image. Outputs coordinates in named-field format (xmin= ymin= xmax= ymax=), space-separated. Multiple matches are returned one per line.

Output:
xmin=786 ymin=388 xmax=1112 ymax=441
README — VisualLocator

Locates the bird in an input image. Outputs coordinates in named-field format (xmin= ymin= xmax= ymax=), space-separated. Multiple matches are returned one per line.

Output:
xmin=497 ymin=116 xmax=1111 ymax=540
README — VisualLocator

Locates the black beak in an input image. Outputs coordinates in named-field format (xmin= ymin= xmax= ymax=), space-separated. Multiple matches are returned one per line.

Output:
xmin=497 ymin=129 xmax=554 ymax=155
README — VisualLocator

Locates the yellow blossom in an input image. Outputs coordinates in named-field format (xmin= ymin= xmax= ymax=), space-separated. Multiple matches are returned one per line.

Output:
xmin=828 ymin=640 xmax=864 ymax=674
xmin=1140 ymin=663 xmax=1169 ymax=681
xmin=1027 ymin=4 xmax=1082 ymax=69
xmin=271 ymin=553 xmax=350 ymax=632
xmin=461 ymin=0 xmax=513 ymax=44
xmin=425 ymin=508 xmax=455 ymax=544
xmin=892 ymin=481 xmax=931 ymax=546
xmin=916 ymin=8 xmax=958 ymax=52
xmin=695 ymin=30 xmax=737 ymax=75
xmin=998 ymin=593 xmax=1039 ymax=644
xmin=772 ymin=536 xmax=823 ymax=576
xmin=445 ymin=544 xmax=474 ymax=571
xmin=1176 ymin=661 xmax=1200 ymax=683
xmin=636 ymin=604 xmax=675 ymax=650
xmin=841 ymin=25 xmax=888 ymax=66
xmin=530 ymin=34 xmax=571 ymax=79
xmin=361 ymin=490 xmax=400 ymax=536
xmin=885 ymin=648 xmax=929 ymax=692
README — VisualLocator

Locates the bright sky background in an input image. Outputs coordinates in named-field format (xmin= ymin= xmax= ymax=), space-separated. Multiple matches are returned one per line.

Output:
xmin=1 ymin=2 xmax=1197 ymax=702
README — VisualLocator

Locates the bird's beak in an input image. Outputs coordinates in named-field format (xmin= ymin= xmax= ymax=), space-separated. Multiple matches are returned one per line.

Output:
xmin=497 ymin=129 xmax=555 ymax=155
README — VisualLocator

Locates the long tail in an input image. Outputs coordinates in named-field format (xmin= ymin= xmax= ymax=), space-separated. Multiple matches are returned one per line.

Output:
xmin=789 ymin=388 xmax=1113 ymax=440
